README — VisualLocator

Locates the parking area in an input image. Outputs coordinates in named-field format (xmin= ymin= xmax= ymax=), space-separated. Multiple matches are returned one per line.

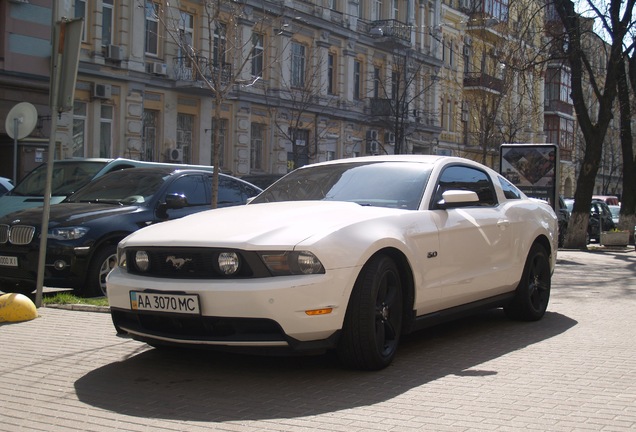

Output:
xmin=1 ymin=249 xmax=635 ymax=431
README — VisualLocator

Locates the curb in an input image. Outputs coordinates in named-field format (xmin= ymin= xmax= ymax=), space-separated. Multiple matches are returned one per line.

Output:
xmin=43 ymin=304 xmax=110 ymax=313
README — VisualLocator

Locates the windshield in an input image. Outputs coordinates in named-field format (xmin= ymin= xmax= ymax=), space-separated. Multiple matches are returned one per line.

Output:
xmin=251 ymin=161 xmax=432 ymax=210
xmin=11 ymin=161 xmax=108 ymax=196
xmin=65 ymin=170 xmax=168 ymax=205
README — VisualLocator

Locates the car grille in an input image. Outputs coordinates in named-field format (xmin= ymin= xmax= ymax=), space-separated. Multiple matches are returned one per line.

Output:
xmin=0 ymin=224 xmax=36 ymax=245
xmin=111 ymin=309 xmax=286 ymax=342
xmin=125 ymin=247 xmax=271 ymax=279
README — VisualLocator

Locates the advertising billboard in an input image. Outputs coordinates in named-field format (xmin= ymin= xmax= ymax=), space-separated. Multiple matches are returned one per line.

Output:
xmin=499 ymin=143 xmax=559 ymax=209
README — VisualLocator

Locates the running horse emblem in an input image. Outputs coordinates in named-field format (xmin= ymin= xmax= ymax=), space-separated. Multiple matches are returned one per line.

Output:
xmin=166 ymin=256 xmax=192 ymax=269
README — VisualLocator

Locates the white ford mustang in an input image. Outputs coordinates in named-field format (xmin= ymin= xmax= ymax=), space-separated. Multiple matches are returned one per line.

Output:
xmin=107 ymin=155 xmax=558 ymax=370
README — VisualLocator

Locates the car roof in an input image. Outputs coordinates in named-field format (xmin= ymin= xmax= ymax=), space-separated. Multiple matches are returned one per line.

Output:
xmin=294 ymin=155 xmax=453 ymax=169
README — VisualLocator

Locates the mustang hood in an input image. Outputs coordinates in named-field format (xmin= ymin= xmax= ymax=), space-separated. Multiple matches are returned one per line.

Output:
xmin=122 ymin=201 xmax=404 ymax=249
xmin=0 ymin=203 xmax=141 ymax=228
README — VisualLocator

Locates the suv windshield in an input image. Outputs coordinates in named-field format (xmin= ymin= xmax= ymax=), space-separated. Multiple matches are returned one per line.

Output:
xmin=10 ymin=161 xmax=108 ymax=196
xmin=65 ymin=169 xmax=169 ymax=205
xmin=251 ymin=162 xmax=431 ymax=210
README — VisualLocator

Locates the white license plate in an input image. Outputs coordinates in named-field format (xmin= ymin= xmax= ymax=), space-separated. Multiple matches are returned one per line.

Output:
xmin=0 ymin=255 xmax=18 ymax=267
xmin=130 ymin=291 xmax=200 ymax=315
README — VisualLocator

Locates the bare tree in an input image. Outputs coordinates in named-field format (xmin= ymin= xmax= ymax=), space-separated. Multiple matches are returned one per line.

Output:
xmin=148 ymin=0 xmax=276 ymax=207
xmin=551 ymin=0 xmax=634 ymax=248
xmin=265 ymin=37 xmax=336 ymax=171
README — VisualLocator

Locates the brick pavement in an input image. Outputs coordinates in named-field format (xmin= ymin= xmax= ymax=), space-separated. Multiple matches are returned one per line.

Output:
xmin=1 ymin=249 xmax=635 ymax=431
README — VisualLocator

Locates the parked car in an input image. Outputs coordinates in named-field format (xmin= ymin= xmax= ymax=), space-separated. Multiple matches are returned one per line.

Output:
xmin=589 ymin=200 xmax=616 ymax=241
xmin=0 ymin=158 xmax=216 ymax=218
xmin=0 ymin=167 xmax=261 ymax=297
xmin=0 ymin=177 xmax=14 ymax=196
xmin=608 ymin=205 xmax=620 ymax=224
xmin=556 ymin=196 xmax=570 ymax=247
xmin=562 ymin=198 xmax=616 ymax=243
xmin=107 ymin=155 xmax=558 ymax=370
xmin=592 ymin=195 xmax=619 ymax=206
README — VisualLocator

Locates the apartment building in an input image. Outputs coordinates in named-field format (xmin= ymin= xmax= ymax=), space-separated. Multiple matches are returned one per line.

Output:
xmin=2 ymin=0 xmax=566 ymax=185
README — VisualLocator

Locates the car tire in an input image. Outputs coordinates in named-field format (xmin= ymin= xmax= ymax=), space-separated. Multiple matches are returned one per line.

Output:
xmin=83 ymin=245 xmax=117 ymax=298
xmin=504 ymin=243 xmax=551 ymax=321
xmin=337 ymin=254 xmax=403 ymax=371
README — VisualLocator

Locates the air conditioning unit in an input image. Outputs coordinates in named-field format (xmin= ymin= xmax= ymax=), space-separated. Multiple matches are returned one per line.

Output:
xmin=168 ymin=147 xmax=183 ymax=162
xmin=92 ymin=83 xmax=112 ymax=99
xmin=366 ymin=130 xmax=379 ymax=141
xmin=463 ymin=46 xmax=471 ymax=55
xmin=152 ymin=62 xmax=168 ymax=76
xmin=384 ymin=131 xmax=395 ymax=143
xmin=367 ymin=140 xmax=380 ymax=155
xmin=106 ymin=44 xmax=124 ymax=61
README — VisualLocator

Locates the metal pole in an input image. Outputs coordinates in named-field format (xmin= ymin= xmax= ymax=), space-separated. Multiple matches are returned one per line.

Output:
xmin=13 ymin=118 xmax=18 ymax=184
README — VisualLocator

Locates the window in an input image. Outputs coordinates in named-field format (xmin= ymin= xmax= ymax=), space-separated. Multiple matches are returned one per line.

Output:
xmin=392 ymin=0 xmax=399 ymax=19
xmin=446 ymin=99 xmax=453 ymax=132
xmin=143 ymin=109 xmax=159 ymax=161
xmin=373 ymin=67 xmax=381 ymax=98
xmin=291 ymin=42 xmax=306 ymax=87
xmin=372 ymin=0 xmax=382 ymax=20
xmin=353 ymin=60 xmax=362 ymax=99
xmin=102 ymin=0 xmax=114 ymax=46
xmin=72 ymin=102 xmax=87 ymax=158
xmin=251 ymin=33 xmax=264 ymax=77
xmin=433 ymin=165 xmax=496 ymax=207
xmin=99 ymin=105 xmax=113 ymax=158
xmin=145 ymin=2 xmax=159 ymax=56
xmin=483 ymin=0 xmax=508 ymax=22
xmin=329 ymin=0 xmax=338 ymax=10
xmin=250 ymin=123 xmax=264 ymax=170
xmin=74 ymin=0 xmax=87 ymax=42
xmin=213 ymin=23 xmax=226 ymax=66
xmin=178 ymin=11 xmax=194 ymax=58
xmin=177 ymin=113 xmax=194 ymax=164
xmin=498 ymin=176 xmax=522 ymax=200
xmin=166 ymin=175 xmax=208 ymax=206
xmin=328 ymin=53 xmax=335 ymax=95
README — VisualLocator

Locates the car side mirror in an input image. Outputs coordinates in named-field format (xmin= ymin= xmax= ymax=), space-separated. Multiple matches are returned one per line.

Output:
xmin=164 ymin=193 xmax=188 ymax=209
xmin=436 ymin=190 xmax=479 ymax=209
xmin=156 ymin=193 xmax=189 ymax=219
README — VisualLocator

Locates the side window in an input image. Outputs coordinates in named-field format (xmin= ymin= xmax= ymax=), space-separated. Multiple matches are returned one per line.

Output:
xmin=433 ymin=165 xmax=497 ymax=207
xmin=217 ymin=176 xmax=245 ymax=206
xmin=166 ymin=175 xmax=209 ymax=206
xmin=498 ymin=176 xmax=522 ymax=200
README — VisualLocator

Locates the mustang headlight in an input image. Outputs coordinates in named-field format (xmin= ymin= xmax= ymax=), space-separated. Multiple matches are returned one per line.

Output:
xmin=134 ymin=250 xmax=150 ymax=272
xmin=48 ymin=227 xmax=89 ymax=240
xmin=260 ymin=251 xmax=325 ymax=276
xmin=218 ymin=252 xmax=240 ymax=275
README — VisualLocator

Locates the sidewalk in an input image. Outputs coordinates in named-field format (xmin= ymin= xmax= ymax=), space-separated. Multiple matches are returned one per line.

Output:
xmin=1 ymin=249 xmax=635 ymax=431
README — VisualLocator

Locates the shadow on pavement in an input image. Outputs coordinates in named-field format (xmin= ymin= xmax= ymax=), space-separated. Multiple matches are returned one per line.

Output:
xmin=75 ymin=310 xmax=576 ymax=422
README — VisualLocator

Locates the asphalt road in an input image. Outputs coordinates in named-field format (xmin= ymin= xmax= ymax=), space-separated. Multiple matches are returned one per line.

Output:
xmin=0 ymin=248 xmax=634 ymax=431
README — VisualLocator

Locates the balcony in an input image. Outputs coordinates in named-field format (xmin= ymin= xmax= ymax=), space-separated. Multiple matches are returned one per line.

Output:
xmin=544 ymin=99 xmax=573 ymax=116
xmin=174 ymin=56 xmax=232 ymax=84
xmin=369 ymin=19 xmax=411 ymax=46
xmin=463 ymin=72 xmax=503 ymax=93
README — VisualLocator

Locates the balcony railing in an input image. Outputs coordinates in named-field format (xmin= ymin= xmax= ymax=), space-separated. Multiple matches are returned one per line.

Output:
xmin=369 ymin=19 xmax=411 ymax=44
xmin=369 ymin=98 xmax=395 ymax=116
xmin=544 ymin=99 xmax=573 ymax=115
xmin=463 ymin=72 xmax=503 ymax=93
xmin=174 ymin=56 xmax=232 ymax=83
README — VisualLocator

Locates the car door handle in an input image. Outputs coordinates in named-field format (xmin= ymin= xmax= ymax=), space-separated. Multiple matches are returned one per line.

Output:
xmin=497 ymin=220 xmax=510 ymax=229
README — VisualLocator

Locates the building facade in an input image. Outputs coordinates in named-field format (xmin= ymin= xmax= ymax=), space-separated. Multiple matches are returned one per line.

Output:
xmin=1 ymin=0 xmax=580 ymax=193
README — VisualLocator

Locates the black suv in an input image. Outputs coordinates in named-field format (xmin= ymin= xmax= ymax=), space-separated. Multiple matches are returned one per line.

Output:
xmin=0 ymin=167 xmax=261 ymax=297
xmin=589 ymin=199 xmax=616 ymax=242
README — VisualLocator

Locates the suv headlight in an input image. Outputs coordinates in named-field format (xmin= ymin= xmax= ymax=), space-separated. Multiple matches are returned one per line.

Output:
xmin=48 ymin=227 xmax=89 ymax=240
